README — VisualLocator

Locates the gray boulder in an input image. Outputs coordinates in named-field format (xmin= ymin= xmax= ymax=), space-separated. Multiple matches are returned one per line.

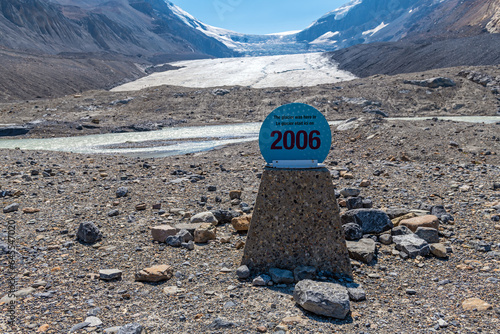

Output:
xmin=340 ymin=188 xmax=360 ymax=197
xmin=236 ymin=265 xmax=250 ymax=279
xmin=393 ymin=234 xmax=430 ymax=258
xmin=294 ymin=280 xmax=350 ymax=319
xmin=346 ymin=238 xmax=376 ymax=264
xmin=3 ymin=203 xmax=19 ymax=213
xmin=385 ymin=207 xmax=410 ymax=219
xmin=391 ymin=225 xmax=413 ymax=236
xmin=342 ymin=223 xmax=363 ymax=241
xmin=346 ymin=197 xmax=364 ymax=210
xmin=430 ymin=205 xmax=454 ymax=224
xmin=77 ymin=222 xmax=102 ymax=244
xmin=117 ymin=323 xmax=145 ymax=334
xmin=415 ymin=227 xmax=439 ymax=244
xmin=345 ymin=283 xmax=366 ymax=301
xmin=341 ymin=209 xmax=393 ymax=234
xmin=269 ymin=268 xmax=294 ymax=284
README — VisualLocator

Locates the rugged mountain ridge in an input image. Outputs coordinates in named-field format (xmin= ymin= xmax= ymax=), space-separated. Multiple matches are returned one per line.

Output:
xmin=297 ymin=0 xmax=500 ymax=50
xmin=0 ymin=0 xmax=234 ymax=60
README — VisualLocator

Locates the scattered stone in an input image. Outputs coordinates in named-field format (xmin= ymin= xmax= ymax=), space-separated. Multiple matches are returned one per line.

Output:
xmin=405 ymin=288 xmax=417 ymax=295
xmin=181 ymin=241 xmax=194 ymax=250
xmin=174 ymin=223 xmax=202 ymax=235
xmin=229 ymin=190 xmax=242 ymax=199
xmin=69 ymin=322 xmax=90 ymax=333
xmin=104 ymin=327 xmax=122 ymax=334
xmin=99 ymin=269 xmax=123 ymax=281
xmin=135 ymin=203 xmax=147 ymax=211
xmin=379 ymin=233 xmax=393 ymax=245
xmin=231 ymin=214 xmax=252 ymax=231
xmin=14 ymin=287 xmax=36 ymax=297
xmin=252 ymin=274 xmax=272 ymax=286
xmin=3 ymin=203 xmax=19 ymax=213
xmin=151 ymin=225 xmax=178 ymax=243
xmin=135 ymin=265 xmax=173 ymax=282
xmin=236 ymin=265 xmax=250 ymax=279
xmin=415 ymin=227 xmax=440 ymax=244
xmin=208 ymin=317 xmax=236 ymax=329
xmin=269 ymin=268 xmax=295 ymax=284
xmin=163 ymin=286 xmax=186 ymax=295
xmin=117 ymin=323 xmax=145 ymax=334
xmin=400 ymin=215 xmax=439 ymax=232
xmin=190 ymin=211 xmax=218 ymax=225
xmin=385 ymin=207 xmax=411 ymax=219
xmin=177 ymin=229 xmax=193 ymax=243
xmin=294 ymin=279 xmax=350 ymax=319
xmin=207 ymin=185 xmax=217 ymax=191
xmin=359 ymin=180 xmax=371 ymax=187
xmin=340 ymin=188 xmax=360 ymax=197
xmin=346 ymin=197 xmax=364 ymax=210
xmin=194 ymin=223 xmax=217 ymax=243
xmin=293 ymin=265 xmax=317 ymax=282
xmin=107 ymin=209 xmax=120 ymax=217
xmin=430 ymin=205 xmax=454 ymax=223
xmin=473 ymin=241 xmax=492 ymax=252
xmin=23 ymin=207 xmax=40 ymax=214
xmin=84 ymin=316 xmax=103 ymax=327
xmin=345 ymin=283 xmax=366 ymax=301
xmin=430 ymin=243 xmax=448 ymax=258
xmin=462 ymin=298 xmax=493 ymax=311
xmin=391 ymin=225 xmax=413 ymax=236
xmin=211 ymin=209 xmax=239 ymax=224
xmin=341 ymin=209 xmax=393 ymax=234
xmin=393 ymin=234 xmax=430 ymax=258
xmin=76 ymin=221 xmax=102 ymax=244
xmin=165 ymin=235 xmax=182 ymax=247
xmin=346 ymin=238 xmax=376 ymax=264
xmin=116 ymin=187 xmax=128 ymax=198
xmin=342 ymin=223 xmax=363 ymax=241
xmin=391 ymin=212 xmax=417 ymax=226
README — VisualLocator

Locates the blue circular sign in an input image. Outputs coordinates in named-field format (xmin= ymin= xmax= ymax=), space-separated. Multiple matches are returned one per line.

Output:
xmin=259 ymin=103 xmax=331 ymax=165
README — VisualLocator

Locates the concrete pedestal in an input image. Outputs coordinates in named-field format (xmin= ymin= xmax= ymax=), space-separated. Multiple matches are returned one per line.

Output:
xmin=241 ymin=167 xmax=352 ymax=277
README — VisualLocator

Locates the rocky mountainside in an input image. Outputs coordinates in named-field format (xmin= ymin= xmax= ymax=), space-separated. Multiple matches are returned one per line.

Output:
xmin=0 ymin=0 xmax=234 ymax=60
xmin=297 ymin=0 xmax=500 ymax=50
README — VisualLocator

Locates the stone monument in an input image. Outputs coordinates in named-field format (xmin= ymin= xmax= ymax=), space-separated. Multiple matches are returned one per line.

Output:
xmin=241 ymin=103 xmax=352 ymax=277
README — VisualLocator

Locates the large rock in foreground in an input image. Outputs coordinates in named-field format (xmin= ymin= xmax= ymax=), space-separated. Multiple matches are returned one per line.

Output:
xmin=294 ymin=280 xmax=350 ymax=319
xmin=341 ymin=209 xmax=393 ymax=234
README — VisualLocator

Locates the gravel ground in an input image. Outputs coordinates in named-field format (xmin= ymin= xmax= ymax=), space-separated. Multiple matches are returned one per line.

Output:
xmin=1 ymin=116 xmax=499 ymax=333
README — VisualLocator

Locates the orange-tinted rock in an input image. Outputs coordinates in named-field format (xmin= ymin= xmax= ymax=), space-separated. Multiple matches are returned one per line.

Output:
xmin=400 ymin=215 xmax=439 ymax=232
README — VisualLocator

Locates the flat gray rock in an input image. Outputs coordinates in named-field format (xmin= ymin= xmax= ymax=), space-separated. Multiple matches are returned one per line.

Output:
xmin=415 ymin=227 xmax=439 ymax=244
xmin=99 ymin=269 xmax=123 ymax=281
xmin=294 ymin=279 xmax=350 ymax=319
xmin=346 ymin=238 xmax=376 ymax=264
xmin=393 ymin=234 xmax=430 ymax=258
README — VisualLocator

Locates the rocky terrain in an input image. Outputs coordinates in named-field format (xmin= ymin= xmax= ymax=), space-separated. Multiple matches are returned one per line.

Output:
xmin=0 ymin=113 xmax=499 ymax=333
xmin=1 ymin=64 xmax=500 ymax=138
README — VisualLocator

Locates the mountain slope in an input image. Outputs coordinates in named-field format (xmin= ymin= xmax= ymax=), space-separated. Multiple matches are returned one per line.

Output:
xmin=0 ymin=0 xmax=235 ymax=59
xmin=296 ymin=0 xmax=500 ymax=51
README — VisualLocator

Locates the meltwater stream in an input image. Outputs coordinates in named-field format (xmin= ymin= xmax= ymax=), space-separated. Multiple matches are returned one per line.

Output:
xmin=0 ymin=117 xmax=498 ymax=158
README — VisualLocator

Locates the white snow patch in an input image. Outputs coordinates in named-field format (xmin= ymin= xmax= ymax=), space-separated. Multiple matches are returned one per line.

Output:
xmin=330 ymin=0 xmax=363 ymax=20
xmin=362 ymin=22 xmax=389 ymax=36
xmin=111 ymin=53 xmax=357 ymax=91
xmin=310 ymin=31 xmax=340 ymax=45
xmin=266 ymin=30 xmax=301 ymax=36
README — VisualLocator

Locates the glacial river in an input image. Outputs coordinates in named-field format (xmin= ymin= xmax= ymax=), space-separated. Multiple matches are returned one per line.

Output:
xmin=0 ymin=117 xmax=498 ymax=158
